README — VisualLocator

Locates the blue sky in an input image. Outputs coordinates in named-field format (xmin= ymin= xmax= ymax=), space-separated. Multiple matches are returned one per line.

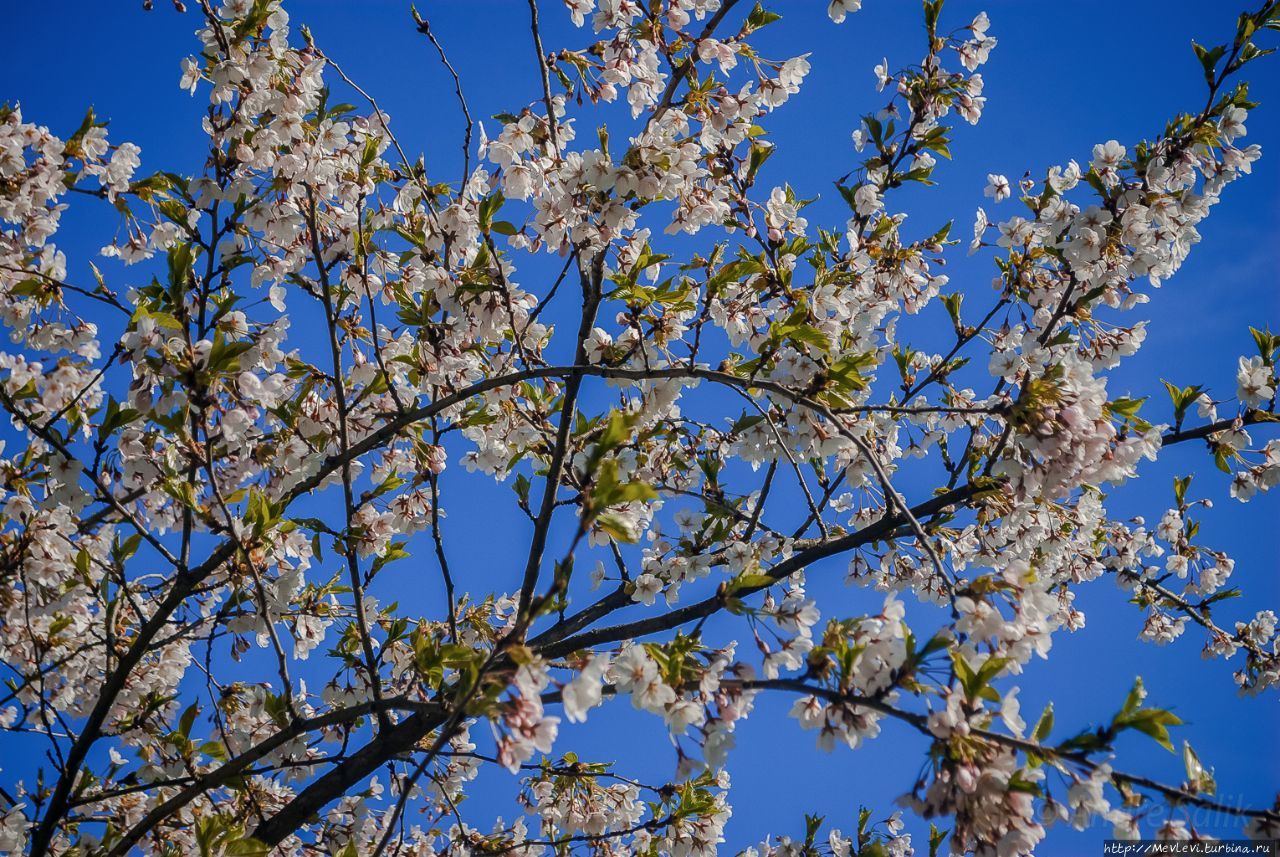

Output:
xmin=1 ymin=1 xmax=1278 ymax=853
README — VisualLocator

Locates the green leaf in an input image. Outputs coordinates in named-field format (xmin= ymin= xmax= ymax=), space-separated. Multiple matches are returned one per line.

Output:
xmin=1173 ymin=474 xmax=1192 ymax=507
xmin=1120 ymin=676 xmax=1146 ymax=717
xmin=589 ymin=459 xmax=657 ymax=517
xmin=728 ymin=572 xmax=775 ymax=595
xmin=929 ymin=824 xmax=948 ymax=857
xmin=1113 ymin=677 xmax=1182 ymax=752
xmin=950 ymin=651 xmax=977 ymax=697
xmin=478 ymin=190 xmax=505 ymax=232
xmin=941 ymin=292 xmax=964 ymax=328
xmin=595 ymin=512 xmax=639 ymax=543
xmin=1106 ymin=396 xmax=1150 ymax=431
xmin=1250 ymin=326 xmax=1279 ymax=363
xmin=923 ymin=0 xmax=945 ymax=38
xmin=1183 ymin=741 xmax=1216 ymax=795
xmin=1192 ymin=42 xmax=1228 ymax=87
xmin=1032 ymin=702 xmax=1054 ymax=742
xmin=747 ymin=141 xmax=775 ymax=181
xmin=745 ymin=1 xmax=782 ymax=31
xmin=1120 ymin=708 xmax=1183 ymax=752
xmin=166 ymin=243 xmax=196 ymax=294
xmin=178 ymin=702 xmax=200 ymax=738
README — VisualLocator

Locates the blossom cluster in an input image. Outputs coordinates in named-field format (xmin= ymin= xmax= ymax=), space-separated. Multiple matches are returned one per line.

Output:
xmin=0 ymin=0 xmax=1276 ymax=855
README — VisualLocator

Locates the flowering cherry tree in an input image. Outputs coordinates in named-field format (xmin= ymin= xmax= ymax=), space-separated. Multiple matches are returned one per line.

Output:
xmin=1 ymin=0 xmax=1278 ymax=854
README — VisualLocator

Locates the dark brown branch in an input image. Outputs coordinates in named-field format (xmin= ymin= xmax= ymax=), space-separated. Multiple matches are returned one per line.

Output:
xmin=412 ymin=7 xmax=474 ymax=187
xmin=526 ymin=0 xmax=560 ymax=156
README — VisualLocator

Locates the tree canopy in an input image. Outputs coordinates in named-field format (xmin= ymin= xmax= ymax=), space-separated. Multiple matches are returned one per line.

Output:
xmin=0 ymin=1 xmax=1278 ymax=855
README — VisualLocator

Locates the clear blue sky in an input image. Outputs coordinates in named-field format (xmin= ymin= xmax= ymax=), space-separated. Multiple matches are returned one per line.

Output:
xmin=1 ymin=2 xmax=1277 ymax=853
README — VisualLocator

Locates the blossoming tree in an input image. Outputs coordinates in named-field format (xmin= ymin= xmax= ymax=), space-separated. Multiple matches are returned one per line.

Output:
xmin=1 ymin=0 xmax=1278 ymax=854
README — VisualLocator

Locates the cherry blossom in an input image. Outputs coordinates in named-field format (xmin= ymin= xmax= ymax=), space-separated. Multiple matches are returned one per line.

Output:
xmin=0 ymin=0 xmax=1277 ymax=854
